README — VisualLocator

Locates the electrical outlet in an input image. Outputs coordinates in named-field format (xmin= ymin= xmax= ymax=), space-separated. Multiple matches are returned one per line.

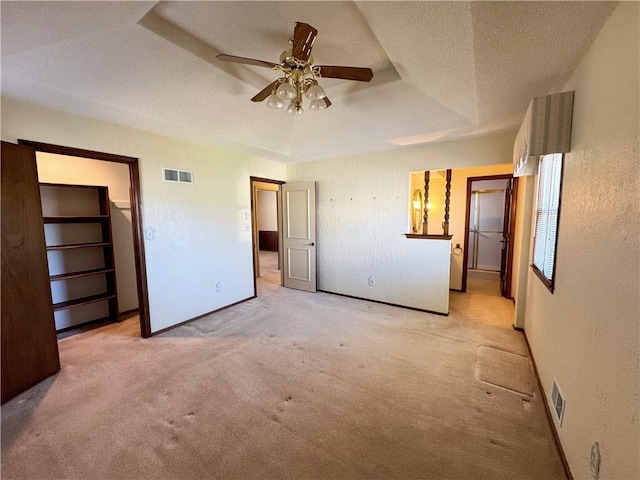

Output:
xmin=216 ymin=282 xmax=222 ymax=293
xmin=368 ymin=276 xmax=375 ymax=287
xmin=590 ymin=442 xmax=601 ymax=479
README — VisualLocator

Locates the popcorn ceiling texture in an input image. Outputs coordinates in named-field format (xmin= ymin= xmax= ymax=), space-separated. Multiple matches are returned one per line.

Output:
xmin=0 ymin=1 xmax=616 ymax=163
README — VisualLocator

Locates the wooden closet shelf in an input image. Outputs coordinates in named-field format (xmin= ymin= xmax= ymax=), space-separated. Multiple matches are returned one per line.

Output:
xmin=50 ymin=268 xmax=114 ymax=281
xmin=53 ymin=293 xmax=116 ymax=311
xmin=43 ymin=215 xmax=109 ymax=224
xmin=46 ymin=241 xmax=111 ymax=250
xmin=41 ymin=183 xmax=119 ymax=329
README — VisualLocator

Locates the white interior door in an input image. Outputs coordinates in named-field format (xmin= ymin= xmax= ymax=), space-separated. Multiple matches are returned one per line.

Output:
xmin=281 ymin=182 xmax=316 ymax=292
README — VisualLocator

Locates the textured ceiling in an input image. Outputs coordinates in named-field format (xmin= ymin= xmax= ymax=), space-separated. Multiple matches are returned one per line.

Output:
xmin=1 ymin=1 xmax=617 ymax=163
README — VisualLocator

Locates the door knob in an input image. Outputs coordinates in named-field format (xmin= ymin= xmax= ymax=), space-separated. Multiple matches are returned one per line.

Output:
xmin=307 ymin=242 xmax=315 ymax=246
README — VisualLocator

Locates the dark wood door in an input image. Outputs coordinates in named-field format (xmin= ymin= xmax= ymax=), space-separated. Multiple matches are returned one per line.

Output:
xmin=499 ymin=177 xmax=517 ymax=299
xmin=1 ymin=141 xmax=60 ymax=403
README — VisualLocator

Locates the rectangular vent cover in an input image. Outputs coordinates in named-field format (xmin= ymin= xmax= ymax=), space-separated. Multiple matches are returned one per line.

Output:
xmin=551 ymin=378 xmax=565 ymax=426
xmin=163 ymin=168 xmax=193 ymax=184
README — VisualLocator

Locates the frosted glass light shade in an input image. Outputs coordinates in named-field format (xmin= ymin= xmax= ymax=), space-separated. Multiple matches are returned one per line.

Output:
xmin=276 ymin=82 xmax=296 ymax=100
xmin=266 ymin=94 xmax=285 ymax=109
xmin=286 ymin=102 xmax=303 ymax=115
xmin=308 ymin=99 xmax=327 ymax=111
xmin=305 ymin=83 xmax=326 ymax=100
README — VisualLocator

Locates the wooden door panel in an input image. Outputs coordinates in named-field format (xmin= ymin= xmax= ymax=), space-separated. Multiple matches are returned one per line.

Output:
xmin=500 ymin=177 xmax=517 ymax=299
xmin=1 ymin=141 xmax=60 ymax=403
xmin=282 ymin=182 xmax=316 ymax=292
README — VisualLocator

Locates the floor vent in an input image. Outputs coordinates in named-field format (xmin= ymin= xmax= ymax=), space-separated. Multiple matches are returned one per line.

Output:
xmin=551 ymin=378 xmax=565 ymax=426
xmin=163 ymin=168 xmax=193 ymax=184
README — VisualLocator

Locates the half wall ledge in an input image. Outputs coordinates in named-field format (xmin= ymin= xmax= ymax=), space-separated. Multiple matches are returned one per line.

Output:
xmin=404 ymin=234 xmax=453 ymax=240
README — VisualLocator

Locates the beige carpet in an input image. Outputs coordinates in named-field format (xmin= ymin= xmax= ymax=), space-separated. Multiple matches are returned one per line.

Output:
xmin=475 ymin=346 xmax=535 ymax=397
xmin=1 ymin=255 xmax=565 ymax=479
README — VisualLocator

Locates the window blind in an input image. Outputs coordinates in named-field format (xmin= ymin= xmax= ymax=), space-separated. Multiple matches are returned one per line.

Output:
xmin=532 ymin=153 xmax=563 ymax=289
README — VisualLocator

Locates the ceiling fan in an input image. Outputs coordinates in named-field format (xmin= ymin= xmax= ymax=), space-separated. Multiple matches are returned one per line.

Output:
xmin=217 ymin=22 xmax=374 ymax=115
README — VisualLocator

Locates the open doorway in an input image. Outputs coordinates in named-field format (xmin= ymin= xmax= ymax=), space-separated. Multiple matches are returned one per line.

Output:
xmin=250 ymin=177 xmax=284 ymax=293
xmin=18 ymin=140 xmax=151 ymax=338
xmin=462 ymin=174 xmax=517 ymax=298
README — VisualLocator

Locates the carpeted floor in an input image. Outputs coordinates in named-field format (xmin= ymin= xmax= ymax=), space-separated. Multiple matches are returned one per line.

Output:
xmin=1 ymin=253 xmax=566 ymax=479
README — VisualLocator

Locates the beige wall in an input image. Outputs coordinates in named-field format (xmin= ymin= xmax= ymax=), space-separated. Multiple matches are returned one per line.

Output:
xmin=2 ymin=98 xmax=286 ymax=333
xmin=511 ymin=175 xmax=535 ymax=329
xmin=256 ymin=190 xmax=277 ymax=231
xmin=520 ymin=3 xmax=639 ymax=478
xmin=409 ymin=163 xmax=514 ymax=291
xmin=287 ymin=132 xmax=515 ymax=313
xmin=448 ymin=164 xmax=512 ymax=290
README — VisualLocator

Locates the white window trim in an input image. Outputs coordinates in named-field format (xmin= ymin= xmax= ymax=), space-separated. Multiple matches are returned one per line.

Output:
xmin=531 ymin=153 xmax=564 ymax=292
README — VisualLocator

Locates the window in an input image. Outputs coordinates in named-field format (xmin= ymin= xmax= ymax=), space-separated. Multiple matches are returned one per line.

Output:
xmin=532 ymin=153 xmax=563 ymax=291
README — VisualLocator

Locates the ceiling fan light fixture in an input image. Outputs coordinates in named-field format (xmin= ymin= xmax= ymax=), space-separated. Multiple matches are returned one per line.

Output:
xmin=218 ymin=22 xmax=373 ymax=116
xmin=276 ymin=81 xmax=296 ymax=100
xmin=308 ymin=99 xmax=327 ymax=111
xmin=305 ymin=83 xmax=326 ymax=100
xmin=266 ymin=94 xmax=285 ymax=109
xmin=286 ymin=101 xmax=304 ymax=115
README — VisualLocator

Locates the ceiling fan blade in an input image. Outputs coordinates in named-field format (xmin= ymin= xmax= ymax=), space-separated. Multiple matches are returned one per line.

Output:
xmin=291 ymin=22 xmax=317 ymax=62
xmin=217 ymin=54 xmax=279 ymax=69
xmin=316 ymin=65 xmax=373 ymax=82
xmin=251 ymin=80 xmax=279 ymax=102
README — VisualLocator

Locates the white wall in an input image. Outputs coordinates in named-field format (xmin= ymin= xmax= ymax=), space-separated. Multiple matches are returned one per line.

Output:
xmin=37 ymin=153 xmax=139 ymax=314
xmin=511 ymin=175 xmax=535 ymax=329
xmin=520 ymin=3 xmax=639 ymax=478
xmin=287 ymin=132 xmax=515 ymax=314
xmin=1 ymin=97 xmax=286 ymax=333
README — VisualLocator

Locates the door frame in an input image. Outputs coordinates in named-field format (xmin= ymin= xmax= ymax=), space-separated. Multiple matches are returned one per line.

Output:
xmin=500 ymin=177 xmax=518 ymax=298
xmin=18 ymin=140 xmax=152 ymax=338
xmin=250 ymin=176 xmax=284 ymax=295
xmin=461 ymin=173 xmax=517 ymax=297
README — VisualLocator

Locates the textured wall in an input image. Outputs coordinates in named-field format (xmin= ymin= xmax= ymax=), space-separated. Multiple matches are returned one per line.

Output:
xmin=523 ymin=3 xmax=639 ymax=478
xmin=511 ymin=175 xmax=535 ymax=329
xmin=1 ymin=98 xmax=286 ymax=333
xmin=447 ymin=164 xmax=513 ymax=290
xmin=287 ymin=132 xmax=515 ymax=313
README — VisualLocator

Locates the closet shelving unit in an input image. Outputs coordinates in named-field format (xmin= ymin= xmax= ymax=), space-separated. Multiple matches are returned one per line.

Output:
xmin=40 ymin=183 xmax=119 ymax=330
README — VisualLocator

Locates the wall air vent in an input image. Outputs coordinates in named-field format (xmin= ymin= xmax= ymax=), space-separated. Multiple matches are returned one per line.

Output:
xmin=551 ymin=378 xmax=566 ymax=426
xmin=162 ymin=168 xmax=193 ymax=184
